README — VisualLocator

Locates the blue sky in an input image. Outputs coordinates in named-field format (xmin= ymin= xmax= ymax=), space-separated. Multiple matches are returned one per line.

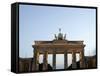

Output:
xmin=19 ymin=4 xmax=96 ymax=69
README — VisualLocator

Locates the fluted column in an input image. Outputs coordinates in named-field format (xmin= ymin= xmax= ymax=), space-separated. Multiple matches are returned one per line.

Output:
xmin=80 ymin=50 xmax=85 ymax=68
xmin=64 ymin=51 xmax=68 ymax=69
xmin=43 ymin=51 xmax=48 ymax=70
xmin=53 ymin=50 xmax=56 ymax=70
xmin=72 ymin=52 xmax=77 ymax=69
xmin=33 ymin=48 xmax=39 ymax=71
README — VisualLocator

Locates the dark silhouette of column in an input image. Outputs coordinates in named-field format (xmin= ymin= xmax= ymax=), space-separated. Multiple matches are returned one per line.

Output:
xmin=64 ymin=51 xmax=68 ymax=69
xmin=72 ymin=52 xmax=77 ymax=69
xmin=53 ymin=50 xmax=56 ymax=70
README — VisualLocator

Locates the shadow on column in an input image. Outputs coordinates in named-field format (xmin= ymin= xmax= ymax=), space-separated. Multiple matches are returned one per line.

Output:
xmin=67 ymin=61 xmax=80 ymax=69
xmin=39 ymin=63 xmax=53 ymax=71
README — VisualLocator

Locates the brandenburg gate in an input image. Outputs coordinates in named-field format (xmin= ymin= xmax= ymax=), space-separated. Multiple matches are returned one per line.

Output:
xmin=32 ymin=29 xmax=85 ymax=71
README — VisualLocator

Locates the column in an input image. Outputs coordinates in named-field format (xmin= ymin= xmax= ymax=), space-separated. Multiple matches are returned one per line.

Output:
xmin=80 ymin=50 xmax=85 ymax=68
xmin=64 ymin=51 xmax=68 ymax=69
xmin=53 ymin=50 xmax=56 ymax=70
xmin=43 ymin=51 xmax=48 ymax=70
xmin=33 ymin=48 xmax=39 ymax=71
xmin=72 ymin=52 xmax=77 ymax=69
xmin=28 ymin=61 xmax=31 ymax=72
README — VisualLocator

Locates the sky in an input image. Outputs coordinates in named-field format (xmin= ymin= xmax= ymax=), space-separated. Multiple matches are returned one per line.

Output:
xmin=19 ymin=4 xmax=96 ymax=69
